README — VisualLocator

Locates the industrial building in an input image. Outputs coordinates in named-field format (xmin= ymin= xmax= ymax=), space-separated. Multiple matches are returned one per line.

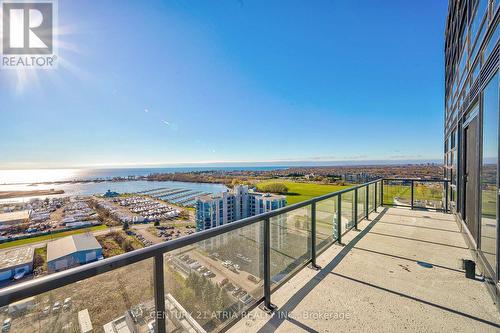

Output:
xmin=0 ymin=210 xmax=31 ymax=229
xmin=0 ymin=247 xmax=34 ymax=281
xmin=47 ymin=234 xmax=103 ymax=272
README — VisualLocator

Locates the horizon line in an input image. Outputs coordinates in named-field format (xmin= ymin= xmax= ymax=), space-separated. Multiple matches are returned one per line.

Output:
xmin=0 ymin=158 xmax=444 ymax=170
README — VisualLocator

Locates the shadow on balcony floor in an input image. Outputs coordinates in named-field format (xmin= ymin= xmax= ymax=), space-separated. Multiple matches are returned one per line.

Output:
xmin=229 ymin=207 xmax=500 ymax=333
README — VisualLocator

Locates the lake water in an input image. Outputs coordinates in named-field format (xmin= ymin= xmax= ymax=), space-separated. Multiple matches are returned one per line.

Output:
xmin=0 ymin=180 xmax=228 ymax=204
xmin=0 ymin=166 xmax=289 ymax=204
xmin=0 ymin=166 xmax=287 ymax=185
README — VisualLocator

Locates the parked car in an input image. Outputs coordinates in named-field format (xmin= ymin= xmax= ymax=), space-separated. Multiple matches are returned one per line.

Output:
xmin=240 ymin=294 xmax=254 ymax=305
xmin=42 ymin=306 xmax=50 ymax=316
xmin=247 ymin=275 xmax=259 ymax=283
xmin=218 ymin=278 xmax=229 ymax=287
xmin=52 ymin=302 xmax=61 ymax=313
xmin=2 ymin=318 xmax=11 ymax=332
xmin=63 ymin=298 xmax=71 ymax=311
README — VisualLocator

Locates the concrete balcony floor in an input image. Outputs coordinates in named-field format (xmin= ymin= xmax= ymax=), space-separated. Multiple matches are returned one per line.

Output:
xmin=230 ymin=207 xmax=500 ymax=333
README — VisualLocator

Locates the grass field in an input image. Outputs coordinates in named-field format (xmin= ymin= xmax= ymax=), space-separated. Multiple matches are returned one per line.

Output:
xmin=382 ymin=183 xmax=444 ymax=206
xmin=257 ymin=181 xmax=352 ymax=205
xmin=0 ymin=225 xmax=108 ymax=249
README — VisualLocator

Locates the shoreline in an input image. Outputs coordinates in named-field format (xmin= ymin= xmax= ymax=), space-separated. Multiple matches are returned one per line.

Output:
xmin=0 ymin=189 xmax=65 ymax=200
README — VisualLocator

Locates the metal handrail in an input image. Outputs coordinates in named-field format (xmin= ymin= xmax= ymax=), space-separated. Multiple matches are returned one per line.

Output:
xmin=0 ymin=177 xmax=448 ymax=332
xmin=381 ymin=178 xmax=449 ymax=212
xmin=0 ymin=179 xmax=381 ymax=307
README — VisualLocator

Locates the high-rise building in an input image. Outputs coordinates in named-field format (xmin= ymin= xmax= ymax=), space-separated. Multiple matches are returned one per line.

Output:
xmin=195 ymin=185 xmax=286 ymax=231
xmin=444 ymin=0 xmax=499 ymax=299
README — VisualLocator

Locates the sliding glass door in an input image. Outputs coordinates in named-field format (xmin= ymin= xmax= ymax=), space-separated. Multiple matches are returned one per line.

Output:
xmin=480 ymin=72 xmax=499 ymax=278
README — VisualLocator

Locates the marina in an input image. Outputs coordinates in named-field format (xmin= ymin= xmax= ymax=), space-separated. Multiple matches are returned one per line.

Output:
xmin=0 ymin=180 xmax=227 ymax=204
xmin=138 ymin=188 xmax=211 ymax=207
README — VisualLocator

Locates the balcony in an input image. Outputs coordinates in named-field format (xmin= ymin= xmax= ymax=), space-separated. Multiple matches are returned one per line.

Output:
xmin=0 ymin=179 xmax=498 ymax=333
xmin=230 ymin=207 xmax=500 ymax=332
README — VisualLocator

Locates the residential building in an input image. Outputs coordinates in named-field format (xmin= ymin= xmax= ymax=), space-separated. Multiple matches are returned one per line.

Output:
xmin=195 ymin=185 xmax=286 ymax=231
xmin=0 ymin=247 xmax=34 ymax=281
xmin=47 ymin=234 xmax=103 ymax=272
xmin=444 ymin=0 xmax=499 ymax=301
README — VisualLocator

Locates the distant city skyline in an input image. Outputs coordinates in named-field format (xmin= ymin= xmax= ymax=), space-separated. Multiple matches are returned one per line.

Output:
xmin=0 ymin=1 xmax=447 ymax=168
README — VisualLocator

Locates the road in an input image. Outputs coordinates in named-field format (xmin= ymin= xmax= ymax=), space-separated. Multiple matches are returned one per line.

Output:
xmin=2 ymin=226 xmax=122 ymax=251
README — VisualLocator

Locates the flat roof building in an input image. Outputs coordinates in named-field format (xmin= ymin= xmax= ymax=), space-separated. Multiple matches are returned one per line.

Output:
xmin=0 ymin=210 xmax=30 ymax=229
xmin=0 ymin=247 xmax=34 ymax=281
xmin=195 ymin=185 xmax=286 ymax=231
xmin=78 ymin=309 xmax=94 ymax=333
xmin=47 ymin=234 xmax=102 ymax=272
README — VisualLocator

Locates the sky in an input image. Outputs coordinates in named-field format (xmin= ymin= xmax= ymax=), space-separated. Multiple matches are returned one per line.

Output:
xmin=0 ymin=0 xmax=448 ymax=169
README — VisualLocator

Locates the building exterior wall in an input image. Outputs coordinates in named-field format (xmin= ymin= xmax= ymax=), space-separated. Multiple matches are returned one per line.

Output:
xmin=0 ymin=263 xmax=33 ymax=281
xmin=444 ymin=0 xmax=499 ymax=301
xmin=47 ymin=249 xmax=103 ymax=272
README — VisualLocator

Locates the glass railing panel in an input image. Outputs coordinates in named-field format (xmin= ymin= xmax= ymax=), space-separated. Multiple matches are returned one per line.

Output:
xmin=342 ymin=191 xmax=355 ymax=230
xmin=269 ymin=206 xmax=311 ymax=290
xmin=165 ymin=221 xmax=264 ymax=333
xmin=382 ymin=180 xmax=411 ymax=207
xmin=369 ymin=183 xmax=376 ymax=212
xmin=316 ymin=197 xmax=338 ymax=254
xmin=379 ymin=181 xmax=383 ymax=207
xmin=413 ymin=181 xmax=445 ymax=210
xmin=0 ymin=258 xmax=155 ymax=333
xmin=357 ymin=186 xmax=366 ymax=220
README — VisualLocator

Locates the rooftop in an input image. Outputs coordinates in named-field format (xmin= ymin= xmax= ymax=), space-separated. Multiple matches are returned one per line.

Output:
xmin=0 ymin=247 xmax=34 ymax=270
xmin=229 ymin=208 xmax=500 ymax=332
xmin=47 ymin=233 xmax=101 ymax=262
xmin=0 ymin=210 xmax=30 ymax=224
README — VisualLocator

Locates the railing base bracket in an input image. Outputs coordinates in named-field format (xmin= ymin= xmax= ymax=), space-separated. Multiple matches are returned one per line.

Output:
xmin=261 ymin=303 xmax=278 ymax=314
xmin=308 ymin=263 xmax=322 ymax=271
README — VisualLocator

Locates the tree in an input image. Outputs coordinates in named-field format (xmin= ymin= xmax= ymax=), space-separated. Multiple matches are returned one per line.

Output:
xmin=231 ymin=179 xmax=241 ymax=187
xmin=154 ymin=220 xmax=160 ymax=227
xmin=179 ymin=210 xmax=190 ymax=220
xmin=122 ymin=221 xmax=129 ymax=230
xmin=257 ymin=183 xmax=289 ymax=194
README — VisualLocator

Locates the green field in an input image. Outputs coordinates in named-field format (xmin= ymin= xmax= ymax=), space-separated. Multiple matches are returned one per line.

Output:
xmin=382 ymin=183 xmax=444 ymax=206
xmin=0 ymin=225 xmax=108 ymax=249
xmin=257 ymin=181 xmax=352 ymax=205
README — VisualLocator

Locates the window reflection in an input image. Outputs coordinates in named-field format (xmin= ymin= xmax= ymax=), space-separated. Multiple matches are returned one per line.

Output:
xmin=481 ymin=72 xmax=499 ymax=275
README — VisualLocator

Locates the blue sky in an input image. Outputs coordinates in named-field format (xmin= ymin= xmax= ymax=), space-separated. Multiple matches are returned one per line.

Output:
xmin=0 ymin=0 xmax=447 ymax=169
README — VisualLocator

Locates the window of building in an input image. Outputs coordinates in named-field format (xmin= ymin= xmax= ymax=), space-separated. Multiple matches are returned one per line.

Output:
xmin=470 ymin=0 xmax=488 ymax=43
xmin=461 ymin=21 xmax=468 ymax=53
xmin=484 ymin=22 xmax=499 ymax=62
xmin=458 ymin=49 xmax=468 ymax=80
xmin=471 ymin=59 xmax=481 ymax=84
xmin=480 ymin=72 xmax=499 ymax=277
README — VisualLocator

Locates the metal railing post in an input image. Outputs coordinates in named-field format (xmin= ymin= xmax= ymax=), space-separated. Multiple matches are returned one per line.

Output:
xmin=381 ymin=180 xmax=384 ymax=206
xmin=445 ymin=180 xmax=449 ymax=213
xmin=154 ymin=254 xmax=166 ymax=333
xmin=354 ymin=188 xmax=358 ymax=230
xmin=263 ymin=217 xmax=276 ymax=312
xmin=365 ymin=185 xmax=369 ymax=219
xmin=374 ymin=182 xmax=378 ymax=212
xmin=337 ymin=195 xmax=343 ymax=245
xmin=411 ymin=180 xmax=414 ymax=210
xmin=310 ymin=203 xmax=321 ymax=270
